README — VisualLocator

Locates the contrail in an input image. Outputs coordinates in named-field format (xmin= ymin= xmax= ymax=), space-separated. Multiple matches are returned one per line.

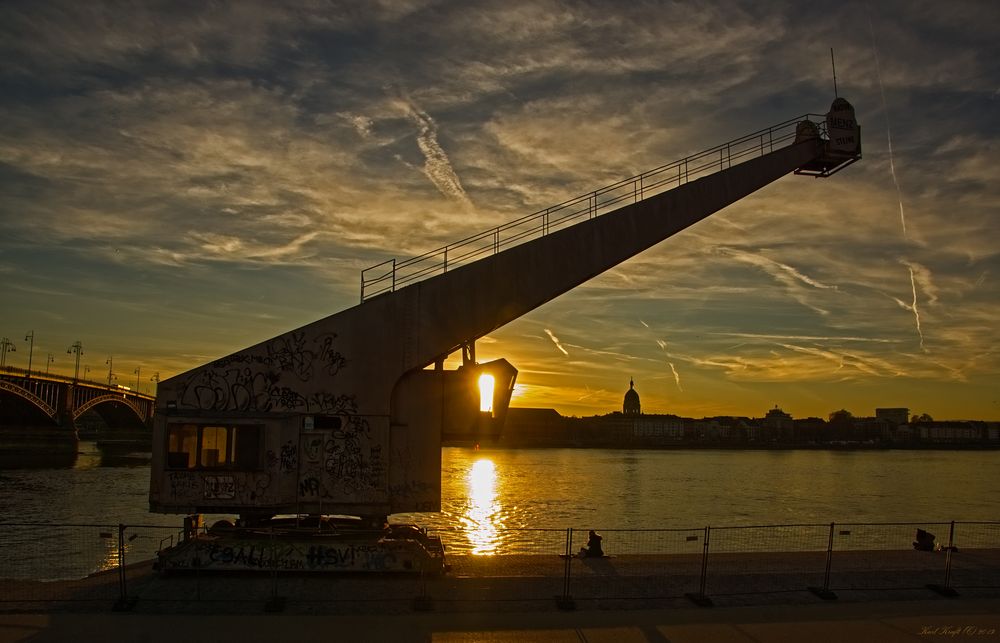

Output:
xmin=868 ymin=11 xmax=907 ymax=238
xmin=901 ymin=259 xmax=939 ymax=304
xmin=668 ymin=362 xmax=683 ymax=392
xmin=907 ymin=265 xmax=926 ymax=351
xmin=396 ymin=94 xmax=473 ymax=209
xmin=640 ymin=319 xmax=649 ymax=328
xmin=544 ymin=328 xmax=569 ymax=356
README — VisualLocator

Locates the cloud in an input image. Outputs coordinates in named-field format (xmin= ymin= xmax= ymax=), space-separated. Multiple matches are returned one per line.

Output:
xmin=544 ymin=328 xmax=569 ymax=356
xmin=900 ymin=259 xmax=939 ymax=305
xmin=394 ymin=93 xmax=474 ymax=210
xmin=668 ymin=362 xmax=683 ymax=392
xmin=714 ymin=247 xmax=838 ymax=315
xmin=1 ymin=1 xmax=998 ymax=420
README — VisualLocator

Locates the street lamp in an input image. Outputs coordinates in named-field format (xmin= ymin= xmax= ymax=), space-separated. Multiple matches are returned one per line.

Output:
xmin=24 ymin=331 xmax=34 ymax=378
xmin=106 ymin=356 xmax=114 ymax=387
xmin=0 ymin=337 xmax=15 ymax=369
xmin=150 ymin=372 xmax=160 ymax=397
xmin=67 ymin=341 xmax=83 ymax=382
xmin=84 ymin=365 xmax=91 ymax=380
xmin=45 ymin=353 xmax=54 ymax=374
xmin=134 ymin=365 xmax=141 ymax=391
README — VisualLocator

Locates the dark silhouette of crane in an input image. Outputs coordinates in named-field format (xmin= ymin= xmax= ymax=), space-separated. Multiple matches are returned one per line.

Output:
xmin=150 ymin=99 xmax=860 ymax=528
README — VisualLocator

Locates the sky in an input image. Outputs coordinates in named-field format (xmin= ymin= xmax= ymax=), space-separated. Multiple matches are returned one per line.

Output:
xmin=1 ymin=0 xmax=998 ymax=421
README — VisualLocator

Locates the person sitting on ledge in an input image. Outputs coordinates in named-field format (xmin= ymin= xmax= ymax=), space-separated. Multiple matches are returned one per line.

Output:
xmin=913 ymin=528 xmax=936 ymax=552
xmin=579 ymin=530 xmax=604 ymax=558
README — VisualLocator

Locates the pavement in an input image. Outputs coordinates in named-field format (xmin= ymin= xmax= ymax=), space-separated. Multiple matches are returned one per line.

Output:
xmin=2 ymin=597 xmax=999 ymax=643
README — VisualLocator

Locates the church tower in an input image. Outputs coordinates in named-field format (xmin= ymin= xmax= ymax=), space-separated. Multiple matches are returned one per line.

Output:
xmin=623 ymin=378 xmax=641 ymax=416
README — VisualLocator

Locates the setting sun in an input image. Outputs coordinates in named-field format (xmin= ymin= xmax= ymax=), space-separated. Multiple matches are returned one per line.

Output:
xmin=478 ymin=373 xmax=495 ymax=414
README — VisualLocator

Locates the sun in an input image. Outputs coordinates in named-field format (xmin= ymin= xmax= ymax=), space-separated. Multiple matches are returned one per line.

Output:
xmin=478 ymin=373 xmax=495 ymax=414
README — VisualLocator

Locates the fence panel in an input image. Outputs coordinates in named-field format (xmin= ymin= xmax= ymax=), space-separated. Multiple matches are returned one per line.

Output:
xmin=829 ymin=522 xmax=952 ymax=591
xmin=0 ymin=523 xmax=121 ymax=608
xmin=949 ymin=522 xmax=1000 ymax=589
xmin=421 ymin=528 xmax=567 ymax=609
xmin=566 ymin=528 xmax=705 ymax=603
xmin=702 ymin=524 xmax=830 ymax=597
xmin=4 ymin=519 xmax=999 ymax=612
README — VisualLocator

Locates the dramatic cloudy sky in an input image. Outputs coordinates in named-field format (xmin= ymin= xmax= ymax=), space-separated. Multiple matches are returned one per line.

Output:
xmin=1 ymin=0 xmax=997 ymax=420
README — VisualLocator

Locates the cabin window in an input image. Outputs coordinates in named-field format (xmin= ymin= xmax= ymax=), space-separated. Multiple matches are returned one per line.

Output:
xmin=167 ymin=424 xmax=198 ymax=468
xmin=200 ymin=426 xmax=229 ymax=467
xmin=166 ymin=423 xmax=262 ymax=470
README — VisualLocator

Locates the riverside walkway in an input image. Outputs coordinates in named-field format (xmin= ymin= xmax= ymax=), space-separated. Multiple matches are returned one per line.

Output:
xmin=2 ymin=598 xmax=999 ymax=642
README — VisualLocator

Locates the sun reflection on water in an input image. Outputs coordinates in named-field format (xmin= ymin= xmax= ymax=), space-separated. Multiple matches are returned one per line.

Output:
xmin=461 ymin=458 xmax=503 ymax=555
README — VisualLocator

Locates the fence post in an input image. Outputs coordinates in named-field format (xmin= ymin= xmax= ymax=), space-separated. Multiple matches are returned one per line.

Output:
xmin=928 ymin=521 xmax=960 ymax=597
xmin=557 ymin=527 xmax=576 ymax=610
xmin=809 ymin=522 xmax=838 ymax=600
xmin=391 ymin=258 xmax=396 ymax=292
xmin=685 ymin=526 xmax=713 ymax=607
xmin=265 ymin=526 xmax=286 ymax=612
xmin=113 ymin=523 xmax=134 ymax=611
xmin=413 ymin=557 xmax=434 ymax=611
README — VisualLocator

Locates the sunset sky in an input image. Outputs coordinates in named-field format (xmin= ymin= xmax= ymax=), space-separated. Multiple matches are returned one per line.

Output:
xmin=1 ymin=1 xmax=997 ymax=421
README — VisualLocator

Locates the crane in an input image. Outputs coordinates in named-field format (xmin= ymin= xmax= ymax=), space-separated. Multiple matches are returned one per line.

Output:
xmin=150 ymin=98 xmax=860 ymax=573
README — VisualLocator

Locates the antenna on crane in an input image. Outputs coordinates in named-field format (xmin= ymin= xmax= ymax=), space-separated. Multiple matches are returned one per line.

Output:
xmin=831 ymin=47 xmax=839 ymax=97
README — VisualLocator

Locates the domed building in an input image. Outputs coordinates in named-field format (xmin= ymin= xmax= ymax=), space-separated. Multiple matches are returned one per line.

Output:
xmin=623 ymin=378 xmax=641 ymax=416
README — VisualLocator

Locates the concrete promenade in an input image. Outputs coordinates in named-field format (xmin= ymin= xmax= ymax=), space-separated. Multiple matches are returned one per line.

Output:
xmin=3 ymin=548 xmax=998 ymax=641
xmin=1 ymin=597 xmax=999 ymax=642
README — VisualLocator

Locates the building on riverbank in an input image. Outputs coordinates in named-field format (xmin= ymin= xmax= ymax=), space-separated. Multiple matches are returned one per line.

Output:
xmin=480 ymin=383 xmax=1000 ymax=449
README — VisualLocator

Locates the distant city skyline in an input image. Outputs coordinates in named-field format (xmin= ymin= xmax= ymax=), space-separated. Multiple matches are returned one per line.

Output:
xmin=2 ymin=2 xmax=998 ymax=421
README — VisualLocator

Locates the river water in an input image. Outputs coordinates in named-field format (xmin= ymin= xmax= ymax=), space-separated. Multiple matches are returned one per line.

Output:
xmin=1 ymin=443 xmax=997 ymax=577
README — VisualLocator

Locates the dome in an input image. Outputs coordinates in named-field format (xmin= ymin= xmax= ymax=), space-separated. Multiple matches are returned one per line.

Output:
xmin=623 ymin=378 xmax=641 ymax=415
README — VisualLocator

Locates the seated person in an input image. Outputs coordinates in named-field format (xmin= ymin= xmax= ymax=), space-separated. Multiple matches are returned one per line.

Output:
xmin=578 ymin=530 xmax=604 ymax=558
xmin=913 ymin=528 xmax=936 ymax=552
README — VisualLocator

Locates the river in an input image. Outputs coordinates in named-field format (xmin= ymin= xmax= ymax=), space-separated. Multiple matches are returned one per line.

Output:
xmin=1 ymin=443 xmax=997 ymax=577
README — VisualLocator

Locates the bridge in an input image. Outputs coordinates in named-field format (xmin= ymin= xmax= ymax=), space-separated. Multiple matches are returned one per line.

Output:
xmin=0 ymin=367 xmax=155 ymax=450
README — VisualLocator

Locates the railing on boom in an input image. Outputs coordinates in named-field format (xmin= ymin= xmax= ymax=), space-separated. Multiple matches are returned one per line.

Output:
xmin=360 ymin=114 xmax=829 ymax=302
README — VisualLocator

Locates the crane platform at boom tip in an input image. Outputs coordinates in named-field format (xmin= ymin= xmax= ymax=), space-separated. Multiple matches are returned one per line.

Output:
xmin=151 ymin=98 xmax=860 ymax=575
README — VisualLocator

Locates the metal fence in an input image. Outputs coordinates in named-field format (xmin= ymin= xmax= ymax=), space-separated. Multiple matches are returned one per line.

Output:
xmin=1 ymin=520 xmax=997 ymax=612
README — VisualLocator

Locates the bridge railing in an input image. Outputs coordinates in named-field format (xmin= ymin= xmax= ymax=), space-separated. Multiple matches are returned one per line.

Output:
xmin=0 ymin=366 xmax=155 ymax=401
xmin=360 ymin=113 xmax=829 ymax=302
